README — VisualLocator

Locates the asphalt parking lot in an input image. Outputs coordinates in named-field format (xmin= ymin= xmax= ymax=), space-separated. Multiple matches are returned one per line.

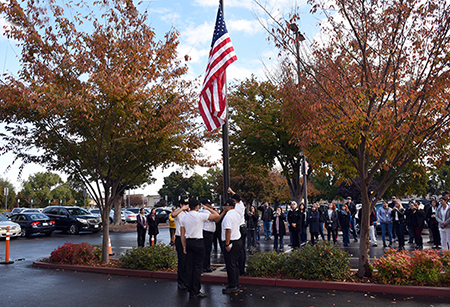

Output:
xmin=0 ymin=226 xmax=438 ymax=269
xmin=0 ymin=228 xmax=448 ymax=307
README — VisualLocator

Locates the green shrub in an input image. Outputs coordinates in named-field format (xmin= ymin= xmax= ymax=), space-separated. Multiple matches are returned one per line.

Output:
xmin=49 ymin=241 xmax=95 ymax=265
xmin=92 ymin=244 xmax=102 ymax=260
xmin=246 ymin=251 xmax=286 ymax=277
xmin=120 ymin=244 xmax=177 ymax=271
xmin=247 ymin=242 xmax=350 ymax=280
xmin=283 ymin=242 xmax=351 ymax=281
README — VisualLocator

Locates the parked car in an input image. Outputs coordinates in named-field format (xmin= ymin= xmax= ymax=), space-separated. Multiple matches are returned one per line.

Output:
xmin=88 ymin=208 xmax=101 ymax=218
xmin=89 ymin=209 xmax=125 ymax=223
xmin=21 ymin=208 xmax=44 ymax=214
xmin=110 ymin=210 xmax=126 ymax=223
xmin=0 ymin=214 xmax=21 ymax=238
xmin=5 ymin=207 xmax=25 ymax=217
xmin=9 ymin=212 xmax=55 ymax=237
xmin=155 ymin=208 xmax=171 ymax=223
xmin=122 ymin=210 xmax=137 ymax=223
xmin=42 ymin=206 xmax=102 ymax=235
xmin=126 ymin=208 xmax=140 ymax=214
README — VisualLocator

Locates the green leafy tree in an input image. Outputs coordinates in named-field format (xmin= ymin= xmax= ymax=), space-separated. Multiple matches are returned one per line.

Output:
xmin=375 ymin=161 xmax=428 ymax=199
xmin=427 ymin=161 xmax=450 ymax=197
xmin=158 ymin=171 xmax=190 ymax=204
xmin=0 ymin=0 xmax=200 ymax=262
xmin=188 ymin=173 xmax=211 ymax=201
xmin=51 ymin=182 xmax=73 ymax=206
xmin=159 ymin=171 xmax=215 ymax=203
xmin=309 ymin=172 xmax=339 ymax=203
xmin=204 ymin=167 xmax=223 ymax=204
xmin=0 ymin=178 xmax=16 ymax=211
xmin=21 ymin=172 xmax=62 ymax=207
xmin=67 ymin=177 xmax=90 ymax=207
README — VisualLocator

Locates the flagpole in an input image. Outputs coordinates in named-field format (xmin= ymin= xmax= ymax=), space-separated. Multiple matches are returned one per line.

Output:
xmin=219 ymin=0 xmax=230 ymax=204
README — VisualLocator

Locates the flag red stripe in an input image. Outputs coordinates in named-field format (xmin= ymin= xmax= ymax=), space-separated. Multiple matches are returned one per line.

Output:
xmin=199 ymin=8 xmax=237 ymax=131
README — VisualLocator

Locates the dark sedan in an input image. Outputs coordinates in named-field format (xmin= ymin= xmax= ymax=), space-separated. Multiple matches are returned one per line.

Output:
xmin=42 ymin=206 xmax=102 ymax=235
xmin=9 ymin=213 xmax=56 ymax=237
xmin=155 ymin=209 xmax=171 ymax=223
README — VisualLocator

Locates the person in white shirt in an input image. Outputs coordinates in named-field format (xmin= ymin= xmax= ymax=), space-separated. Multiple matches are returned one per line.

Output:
xmin=437 ymin=194 xmax=450 ymax=250
xmin=221 ymin=198 xmax=243 ymax=294
xmin=228 ymin=187 xmax=247 ymax=275
xmin=171 ymin=199 xmax=189 ymax=290
xmin=180 ymin=199 xmax=219 ymax=298
xmin=201 ymin=199 xmax=221 ymax=273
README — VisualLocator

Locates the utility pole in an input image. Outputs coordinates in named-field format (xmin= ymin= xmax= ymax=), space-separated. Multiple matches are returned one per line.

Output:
xmin=290 ymin=23 xmax=308 ymax=206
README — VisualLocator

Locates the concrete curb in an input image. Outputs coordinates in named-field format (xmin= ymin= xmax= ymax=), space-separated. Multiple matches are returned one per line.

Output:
xmin=32 ymin=259 xmax=450 ymax=298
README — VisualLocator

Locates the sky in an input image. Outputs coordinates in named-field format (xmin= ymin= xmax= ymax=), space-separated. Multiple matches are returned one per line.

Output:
xmin=0 ymin=0 xmax=320 ymax=198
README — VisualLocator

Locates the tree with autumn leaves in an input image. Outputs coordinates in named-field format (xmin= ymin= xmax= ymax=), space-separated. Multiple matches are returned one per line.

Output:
xmin=0 ymin=0 xmax=201 ymax=262
xmin=228 ymin=77 xmax=306 ymax=205
xmin=260 ymin=0 xmax=450 ymax=277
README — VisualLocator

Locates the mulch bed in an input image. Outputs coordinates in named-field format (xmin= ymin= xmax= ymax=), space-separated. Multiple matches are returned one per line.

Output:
xmin=39 ymin=257 xmax=177 ymax=272
xmin=247 ymin=270 xmax=450 ymax=287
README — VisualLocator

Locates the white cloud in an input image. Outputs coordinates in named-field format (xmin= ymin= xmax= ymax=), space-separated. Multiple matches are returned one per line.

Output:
xmin=194 ymin=0 xmax=308 ymax=13
xmin=181 ymin=21 xmax=215 ymax=46
xmin=194 ymin=0 xmax=254 ymax=9
xmin=161 ymin=12 xmax=181 ymax=23
xmin=228 ymin=19 xmax=262 ymax=35
xmin=178 ymin=44 xmax=209 ymax=64
xmin=227 ymin=63 xmax=263 ymax=82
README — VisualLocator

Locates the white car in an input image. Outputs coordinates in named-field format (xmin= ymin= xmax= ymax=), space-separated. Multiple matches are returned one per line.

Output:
xmin=0 ymin=214 xmax=21 ymax=238
xmin=89 ymin=209 xmax=125 ymax=223
xmin=122 ymin=210 xmax=137 ymax=223
xmin=21 ymin=208 xmax=43 ymax=214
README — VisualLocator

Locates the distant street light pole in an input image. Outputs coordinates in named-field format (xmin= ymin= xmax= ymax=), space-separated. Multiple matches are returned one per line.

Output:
xmin=290 ymin=23 xmax=308 ymax=207
xmin=4 ymin=187 xmax=8 ymax=213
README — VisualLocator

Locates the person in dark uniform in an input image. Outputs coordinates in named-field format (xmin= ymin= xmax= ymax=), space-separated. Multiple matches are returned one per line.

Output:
xmin=245 ymin=205 xmax=259 ymax=251
xmin=228 ymin=188 xmax=247 ymax=276
xmin=324 ymin=203 xmax=339 ymax=244
xmin=180 ymin=199 xmax=219 ymax=298
xmin=136 ymin=208 xmax=147 ymax=247
xmin=272 ymin=206 xmax=286 ymax=251
xmin=147 ymin=208 xmax=159 ymax=245
xmin=201 ymin=199 xmax=221 ymax=273
xmin=346 ymin=197 xmax=358 ymax=242
xmin=287 ymin=201 xmax=301 ymax=248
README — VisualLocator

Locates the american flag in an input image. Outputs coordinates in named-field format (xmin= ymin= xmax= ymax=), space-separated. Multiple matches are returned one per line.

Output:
xmin=199 ymin=6 xmax=237 ymax=131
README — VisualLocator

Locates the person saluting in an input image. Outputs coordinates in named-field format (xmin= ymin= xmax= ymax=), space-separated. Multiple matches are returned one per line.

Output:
xmin=221 ymin=199 xmax=243 ymax=294
xmin=180 ymin=199 xmax=219 ymax=298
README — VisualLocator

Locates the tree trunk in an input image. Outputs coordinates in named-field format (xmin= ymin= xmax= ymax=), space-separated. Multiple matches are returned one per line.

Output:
xmin=113 ymin=198 xmax=121 ymax=225
xmin=101 ymin=209 xmax=110 ymax=263
xmin=286 ymin=174 xmax=302 ymax=204
xmin=357 ymin=189 xmax=372 ymax=278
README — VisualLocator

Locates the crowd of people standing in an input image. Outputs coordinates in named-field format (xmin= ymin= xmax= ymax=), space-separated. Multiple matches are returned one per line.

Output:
xmin=135 ymin=189 xmax=450 ymax=299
